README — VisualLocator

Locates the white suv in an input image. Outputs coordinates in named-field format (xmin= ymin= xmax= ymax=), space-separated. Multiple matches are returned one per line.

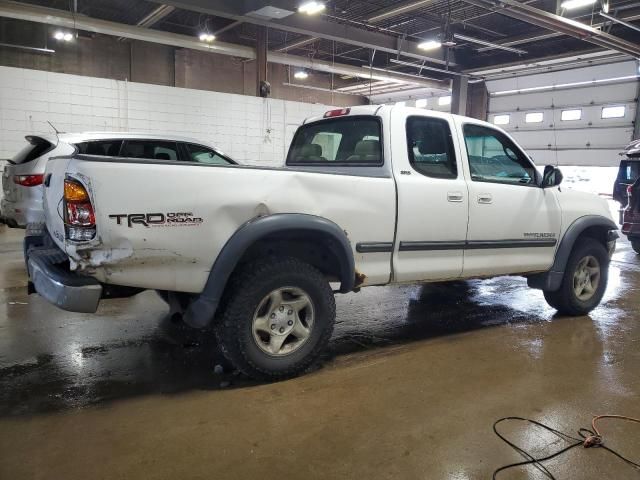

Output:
xmin=1 ymin=132 xmax=235 ymax=227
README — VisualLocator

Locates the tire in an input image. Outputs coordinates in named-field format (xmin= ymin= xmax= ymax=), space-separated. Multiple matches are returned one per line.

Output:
xmin=543 ymin=238 xmax=609 ymax=316
xmin=215 ymin=256 xmax=336 ymax=381
xmin=631 ymin=240 xmax=640 ymax=255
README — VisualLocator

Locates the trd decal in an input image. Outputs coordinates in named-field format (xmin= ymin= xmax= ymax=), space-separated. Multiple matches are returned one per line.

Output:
xmin=109 ymin=212 xmax=203 ymax=228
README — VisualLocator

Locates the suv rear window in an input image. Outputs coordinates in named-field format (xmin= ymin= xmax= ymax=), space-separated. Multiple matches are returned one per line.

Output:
xmin=618 ymin=160 xmax=640 ymax=182
xmin=11 ymin=136 xmax=54 ymax=164
xmin=76 ymin=140 xmax=123 ymax=156
xmin=287 ymin=116 xmax=383 ymax=166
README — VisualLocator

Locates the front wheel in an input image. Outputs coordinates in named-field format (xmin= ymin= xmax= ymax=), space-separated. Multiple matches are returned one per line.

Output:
xmin=215 ymin=257 xmax=336 ymax=381
xmin=543 ymin=238 xmax=609 ymax=316
xmin=631 ymin=240 xmax=640 ymax=255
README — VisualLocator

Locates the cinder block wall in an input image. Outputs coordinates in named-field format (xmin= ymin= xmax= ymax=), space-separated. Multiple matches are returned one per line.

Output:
xmin=0 ymin=65 xmax=335 ymax=166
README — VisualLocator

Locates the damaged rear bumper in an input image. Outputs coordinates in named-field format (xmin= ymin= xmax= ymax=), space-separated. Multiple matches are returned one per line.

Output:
xmin=25 ymin=227 xmax=102 ymax=313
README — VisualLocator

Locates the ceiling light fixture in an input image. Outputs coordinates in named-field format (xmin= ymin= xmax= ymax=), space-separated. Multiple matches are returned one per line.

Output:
xmin=560 ymin=0 xmax=596 ymax=9
xmin=294 ymin=70 xmax=309 ymax=80
xmin=418 ymin=40 xmax=442 ymax=51
xmin=199 ymin=33 xmax=215 ymax=42
xmin=54 ymin=30 xmax=74 ymax=41
xmin=298 ymin=1 xmax=325 ymax=15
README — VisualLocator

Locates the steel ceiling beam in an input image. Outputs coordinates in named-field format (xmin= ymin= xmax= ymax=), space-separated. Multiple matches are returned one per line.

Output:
xmin=274 ymin=35 xmax=318 ymax=52
xmin=365 ymin=0 xmax=434 ymax=23
xmin=148 ymin=0 xmax=455 ymax=65
xmin=137 ymin=4 xmax=175 ymax=28
xmin=461 ymin=0 xmax=640 ymax=58
xmin=599 ymin=12 xmax=640 ymax=34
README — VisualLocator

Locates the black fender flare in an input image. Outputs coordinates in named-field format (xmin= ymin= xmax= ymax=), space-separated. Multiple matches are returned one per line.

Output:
xmin=527 ymin=215 xmax=618 ymax=291
xmin=183 ymin=213 xmax=355 ymax=328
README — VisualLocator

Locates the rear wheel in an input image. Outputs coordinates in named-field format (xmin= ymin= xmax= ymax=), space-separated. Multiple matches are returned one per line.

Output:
xmin=215 ymin=256 xmax=335 ymax=381
xmin=631 ymin=240 xmax=640 ymax=255
xmin=543 ymin=238 xmax=609 ymax=316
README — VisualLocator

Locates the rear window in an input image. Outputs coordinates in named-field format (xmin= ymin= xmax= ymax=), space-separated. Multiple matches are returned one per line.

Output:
xmin=618 ymin=160 xmax=640 ymax=182
xmin=287 ymin=116 xmax=383 ymax=166
xmin=11 ymin=136 xmax=54 ymax=164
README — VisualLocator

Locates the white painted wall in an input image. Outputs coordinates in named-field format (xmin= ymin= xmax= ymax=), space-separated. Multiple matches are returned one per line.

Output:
xmin=0 ymin=66 xmax=335 ymax=167
xmin=486 ymin=60 xmax=639 ymax=166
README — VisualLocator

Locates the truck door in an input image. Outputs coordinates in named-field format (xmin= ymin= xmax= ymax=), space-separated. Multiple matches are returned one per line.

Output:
xmin=391 ymin=108 xmax=469 ymax=282
xmin=455 ymin=119 xmax=561 ymax=276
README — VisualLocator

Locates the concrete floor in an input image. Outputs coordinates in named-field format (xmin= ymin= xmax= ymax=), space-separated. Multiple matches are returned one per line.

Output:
xmin=1 ymin=220 xmax=639 ymax=479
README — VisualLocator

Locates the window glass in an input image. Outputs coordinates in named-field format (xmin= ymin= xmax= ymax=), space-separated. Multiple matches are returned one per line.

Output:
xmin=561 ymin=109 xmax=581 ymax=121
xmin=602 ymin=106 xmax=625 ymax=119
xmin=11 ymin=137 xmax=54 ymax=164
xmin=415 ymin=99 xmax=428 ymax=108
xmin=493 ymin=114 xmax=510 ymax=125
xmin=185 ymin=144 xmax=231 ymax=165
xmin=463 ymin=124 xmax=536 ymax=186
xmin=438 ymin=96 xmax=451 ymax=106
xmin=76 ymin=140 xmax=122 ymax=156
xmin=619 ymin=161 xmax=640 ymax=182
xmin=287 ymin=117 xmax=382 ymax=165
xmin=406 ymin=116 xmax=457 ymax=179
xmin=121 ymin=140 xmax=179 ymax=161
xmin=525 ymin=112 xmax=543 ymax=123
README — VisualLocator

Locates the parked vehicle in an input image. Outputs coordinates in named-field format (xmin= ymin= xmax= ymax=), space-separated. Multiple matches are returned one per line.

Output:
xmin=612 ymin=138 xmax=640 ymax=207
xmin=26 ymin=106 xmax=618 ymax=380
xmin=1 ymin=132 xmax=234 ymax=227
xmin=621 ymin=176 xmax=640 ymax=254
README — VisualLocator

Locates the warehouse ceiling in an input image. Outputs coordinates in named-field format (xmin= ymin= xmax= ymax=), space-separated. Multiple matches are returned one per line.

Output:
xmin=2 ymin=0 xmax=640 ymax=95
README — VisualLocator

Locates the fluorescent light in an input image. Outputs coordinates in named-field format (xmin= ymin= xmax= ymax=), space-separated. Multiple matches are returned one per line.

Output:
xmin=294 ymin=70 xmax=309 ymax=80
xmin=199 ymin=33 xmax=215 ymax=42
xmin=560 ymin=0 xmax=596 ymax=9
xmin=418 ymin=40 xmax=441 ymax=51
xmin=493 ymin=114 xmax=510 ymax=125
xmin=63 ymin=32 xmax=73 ymax=41
xmin=561 ymin=109 xmax=581 ymax=121
xmin=298 ymin=1 xmax=325 ymax=14
xmin=601 ymin=106 xmax=625 ymax=119
xmin=415 ymin=99 xmax=428 ymax=108
xmin=438 ymin=96 xmax=451 ymax=106
xmin=54 ymin=31 xmax=64 ymax=40
xmin=525 ymin=112 xmax=544 ymax=123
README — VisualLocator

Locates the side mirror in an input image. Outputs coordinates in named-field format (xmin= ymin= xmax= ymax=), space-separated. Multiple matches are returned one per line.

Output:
xmin=542 ymin=165 xmax=563 ymax=188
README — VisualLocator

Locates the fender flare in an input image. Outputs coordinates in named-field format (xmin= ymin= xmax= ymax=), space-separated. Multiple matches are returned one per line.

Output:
xmin=183 ymin=213 xmax=355 ymax=328
xmin=527 ymin=215 xmax=618 ymax=291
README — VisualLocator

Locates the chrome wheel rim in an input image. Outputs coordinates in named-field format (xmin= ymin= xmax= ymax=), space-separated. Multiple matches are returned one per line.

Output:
xmin=573 ymin=255 xmax=600 ymax=301
xmin=252 ymin=287 xmax=314 ymax=356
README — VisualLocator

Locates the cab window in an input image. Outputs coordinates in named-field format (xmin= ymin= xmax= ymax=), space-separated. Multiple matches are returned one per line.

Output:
xmin=185 ymin=144 xmax=232 ymax=165
xmin=463 ymin=124 xmax=536 ymax=186
xmin=406 ymin=116 xmax=457 ymax=179
xmin=287 ymin=116 xmax=382 ymax=166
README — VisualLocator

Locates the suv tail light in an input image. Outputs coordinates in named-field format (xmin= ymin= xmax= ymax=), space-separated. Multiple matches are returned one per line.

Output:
xmin=64 ymin=178 xmax=96 ymax=241
xmin=14 ymin=174 xmax=44 ymax=187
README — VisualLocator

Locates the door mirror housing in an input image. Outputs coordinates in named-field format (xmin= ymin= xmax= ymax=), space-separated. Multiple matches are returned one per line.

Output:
xmin=542 ymin=165 xmax=563 ymax=188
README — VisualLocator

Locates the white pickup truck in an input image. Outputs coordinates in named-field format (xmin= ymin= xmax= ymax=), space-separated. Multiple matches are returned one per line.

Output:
xmin=26 ymin=105 xmax=617 ymax=380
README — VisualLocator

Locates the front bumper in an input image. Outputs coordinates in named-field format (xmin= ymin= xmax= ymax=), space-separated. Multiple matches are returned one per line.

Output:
xmin=25 ymin=229 xmax=102 ymax=313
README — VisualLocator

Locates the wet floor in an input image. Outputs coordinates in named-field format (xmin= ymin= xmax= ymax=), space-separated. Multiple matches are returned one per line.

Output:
xmin=1 ymin=213 xmax=639 ymax=478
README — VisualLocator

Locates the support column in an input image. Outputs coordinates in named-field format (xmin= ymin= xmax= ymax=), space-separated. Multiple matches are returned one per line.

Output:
xmin=256 ymin=26 xmax=268 ymax=97
xmin=634 ymin=79 xmax=640 ymax=139
xmin=466 ymin=81 xmax=489 ymax=121
xmin=451 ymin=76 xmax=468 ymax=116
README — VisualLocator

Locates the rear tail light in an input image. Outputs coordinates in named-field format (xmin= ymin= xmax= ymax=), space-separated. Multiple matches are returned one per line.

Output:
xmin=324 ymin=108 xmax=350 ymax=118
xmin=64 ymin=178 xmax=96 ymax=241
xmin=13 ymin=174 xmax=44 ymax=187
xmin=627 ymin=185 xmax=633 ymax=196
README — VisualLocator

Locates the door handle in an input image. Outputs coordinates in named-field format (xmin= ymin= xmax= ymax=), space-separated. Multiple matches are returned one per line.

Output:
xmin=477 ymin=194 xmax=493 ymax=204
xmin=447 ymin=192 xmax=464 ymax=202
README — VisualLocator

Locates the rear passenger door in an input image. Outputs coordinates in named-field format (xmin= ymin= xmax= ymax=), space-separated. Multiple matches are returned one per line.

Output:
xmin=391 ymin=109 xmax=469 ymax=282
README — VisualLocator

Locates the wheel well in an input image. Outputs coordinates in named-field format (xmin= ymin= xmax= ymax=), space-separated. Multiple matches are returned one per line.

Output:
xmin=577 ymin=225 xmax=610 ymax=249
xmin=235 ymin=230 xmax=344 ymax=284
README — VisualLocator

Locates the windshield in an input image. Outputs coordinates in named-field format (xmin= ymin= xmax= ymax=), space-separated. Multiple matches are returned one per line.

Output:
xmin=287 ymin=116 xmax=382 ymax=166
xmin=11 ymin=136 xmax=54 ymax=164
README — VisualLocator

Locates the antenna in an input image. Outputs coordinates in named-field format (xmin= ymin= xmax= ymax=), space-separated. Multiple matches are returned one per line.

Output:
xmin=46 ymin=121 xmax=62 ymax=146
